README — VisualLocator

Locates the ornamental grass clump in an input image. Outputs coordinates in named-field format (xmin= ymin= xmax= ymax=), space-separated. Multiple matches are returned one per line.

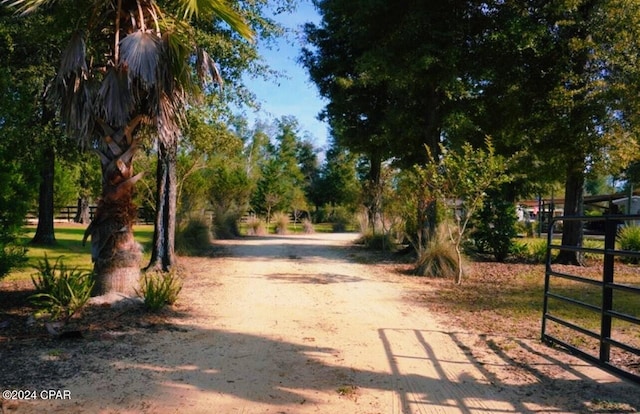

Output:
xmin=272 ymin=212 xmax=290 ymax=235
xmin=176 ymin=217 xmax=212 ymax=255
xmin=618 ymin=225 xmax=640 ymax=264
xmin=414 ymin=225 xmax=460 ymax=279
xmin=245 ymin=216 xmax=266 ymax=236
xmin=136 ymin=269 xmax=183 ymax=312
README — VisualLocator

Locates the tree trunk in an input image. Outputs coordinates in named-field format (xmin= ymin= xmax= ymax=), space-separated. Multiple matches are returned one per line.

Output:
xmin=73 ymin=196 xmax=91 ymax=224
xmin=85 ymin=119 xmax=144 ymax=296
xmin=31 ymin=142 xmax=56 ymax=246
xmin=364 ymin=152 xmax=382 ymax=235
xmin=555 ymin=164 xmax=585 ymax=265
xmin=146 ymin=139 xmax=177 ymax=271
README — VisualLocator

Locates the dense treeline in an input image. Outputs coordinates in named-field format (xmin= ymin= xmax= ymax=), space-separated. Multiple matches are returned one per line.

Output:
xmin=302 ymin=0 xmax=640 ymax=266
xmin=3 ymin=0 xmax=640 ymax=286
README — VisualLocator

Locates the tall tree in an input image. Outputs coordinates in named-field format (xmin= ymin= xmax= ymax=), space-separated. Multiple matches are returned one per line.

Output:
xmin=303 ymin=0 xmax=489 ymax=236
xmin=251 ymin=117 xmax=308 ymax=220
xmin=0 ymin=6 xmax=80 ymax=246
xmin=478 ymin=0 xmax=640 ymax=264
xmin=5 ymin=0 xmax=253 ymax=295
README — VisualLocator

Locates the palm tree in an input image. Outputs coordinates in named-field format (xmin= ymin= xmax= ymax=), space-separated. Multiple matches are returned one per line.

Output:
xmin=4 ymin=0 xmax=253 ymax=295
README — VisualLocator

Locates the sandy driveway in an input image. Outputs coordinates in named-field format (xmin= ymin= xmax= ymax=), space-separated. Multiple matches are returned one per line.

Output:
xmin=7 ymin=233 xmax=639 ymax=414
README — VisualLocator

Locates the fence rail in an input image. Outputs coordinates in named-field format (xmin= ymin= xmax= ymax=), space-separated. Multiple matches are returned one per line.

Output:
xmin=541 ymin=214 xmax=640 ymax=383
xmin=27 ymin=205 xmax=153 ymax=224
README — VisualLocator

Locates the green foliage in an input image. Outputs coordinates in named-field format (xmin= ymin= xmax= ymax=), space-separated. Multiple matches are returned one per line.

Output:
xmin=357 ymin=232 xmax=397 ymax=252
xmin=618 ymin=225 xmax=640 ymax=264
xmin=176 ymin=217 xmax=212 ymax=255
xmin=528 ymin=240 xmax=550 ymax=264
xmin=420 ymin=139 xmax=509 ymax=283
xmin=212 ymin=209 xmax=241 ymax=240
xmin=271 ymin=212 xmax=290 ymax=235
xmin=395 ymin=167 xmax=440 ymax=252
xmin=137 ymin=269 xmax=183 ymax=312
xmin=29 ymin=255 xmax=94 ymax=321
xmin=471 ymin=192 xmax=518 ymax=262
xmin=0 ymin=139 xmax=33 ymax=279
xmin=251 ymin=118 xmax=311 ymax=219
xmin=326 ymin=206 xmax=354 ymax=232
xmin=0 ymin=244 xmax=28 ymax=281
xmin=54 ymin=160 xmax=81 ymax=212
xmin=311 ymin=144 xmax=360 ymax=213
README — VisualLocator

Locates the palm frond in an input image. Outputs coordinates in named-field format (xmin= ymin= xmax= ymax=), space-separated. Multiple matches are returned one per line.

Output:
xmin=59 ymin=31 xmax=88 ymax=79
xmin=119 ymin=31 xmax=161 ymax=87
xmin=178 ymin=0 xmax=254 ymax=42
xmin=1 ymin=0 xmax=55 ymax=15
xmin=96 ymin=67 xmax=133 ymax=127
xmin=196 ymin=48 xmax=223 ymax=87
xmin=160 ymin=30 xmax=193 ymax=94
xmin=157 ymin=90 xmax=184 ymax=146
xmin=56 ymin=76 xmax=95 ymax=144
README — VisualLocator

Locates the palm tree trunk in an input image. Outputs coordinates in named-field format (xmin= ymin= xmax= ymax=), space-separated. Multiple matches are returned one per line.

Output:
xmin=85 ymin=120 xmax=144 ymax=296
xmin=146 ymin=139 xmax=177 ymax=271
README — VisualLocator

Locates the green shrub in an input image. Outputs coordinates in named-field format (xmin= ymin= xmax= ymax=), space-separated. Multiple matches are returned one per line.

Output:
xmin=357 ymin=232 xmax=397 ymax=251
xmin=137 ymin=269 xmax=183 ymax=312
xmin=212 ymin=209 xmax=241 ymax=239
xmin=508 ymin=241 xmax=529 ymax=259
xmin=582 ymin=238 xmax=604 ymax=261
xmin=0 ymin=243 xmax=28 ymax=281
xmin=471 ymin=193 xmax=517 ymax=261
xmin=330 ymin=206 xmax=353 ymax=232
xmin=618 ymin=225 xmax=640 ymax=264
xmin=176 ymin=217 xmax=212 ymax=255
xmin=29 ymin=255 xmax=94 ymax=321
xmin=528 ymin=239 xmax=549 ymax=263
xmin=245 ymin=216 xmax=266 ymax=236
xmin=414 ymin=226 xmax=460 ymax=278
xmin=272 ymin=212 xmax=289 ymax=235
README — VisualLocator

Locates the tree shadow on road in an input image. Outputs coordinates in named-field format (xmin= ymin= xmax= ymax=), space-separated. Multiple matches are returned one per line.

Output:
xmin=6 ymin=321 xmax=639 ymax=413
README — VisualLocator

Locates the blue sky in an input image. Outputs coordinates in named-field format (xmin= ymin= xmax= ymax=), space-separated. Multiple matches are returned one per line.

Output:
xmin=241 ymin=0 xmax=329 ymax=150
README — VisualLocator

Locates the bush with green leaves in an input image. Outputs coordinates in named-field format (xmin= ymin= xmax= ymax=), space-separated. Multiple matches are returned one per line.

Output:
xmin=137 ymin=269 xmax=183 ymax=312
xmin=471 ymin=192 xmax=518 ymax=261
xmin=0 ymin=244 xmax=28 ymax=281
xmin=357 ymin=231 xmax=397 ymax=251
xmin=328 ymin=206 xmax=353 ymax=232
xmin=618 ymin=225 xmax=640 ymax=264
xmin=0 ymin=159 xmax=31 ymax=280
xmin=29 ymin=256 xmax=94 ymax=321
xmin=527 ymin=239 xmax=549 ymax=263
xmin=212 ymin=208 xmax=242 ymax=239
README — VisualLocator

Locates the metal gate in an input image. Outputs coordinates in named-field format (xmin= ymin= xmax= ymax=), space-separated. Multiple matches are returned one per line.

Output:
xmin=541 ymin=214 xmax=640 ymax=383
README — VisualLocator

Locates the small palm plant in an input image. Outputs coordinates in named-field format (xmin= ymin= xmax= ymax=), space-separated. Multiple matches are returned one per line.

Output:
xmin=30 ymin=255 xmax=94 ymax=322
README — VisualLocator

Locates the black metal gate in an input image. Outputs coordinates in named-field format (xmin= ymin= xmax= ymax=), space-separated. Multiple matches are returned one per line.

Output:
xmin=541 ymin=214 xmax=640 ymax=383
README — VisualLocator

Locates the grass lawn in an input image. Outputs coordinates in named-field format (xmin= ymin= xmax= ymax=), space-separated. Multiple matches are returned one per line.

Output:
xmin=5 ymin=223 xmax=154 ymax=282
xmin=418 ymin=257 xmax=640 ymax=376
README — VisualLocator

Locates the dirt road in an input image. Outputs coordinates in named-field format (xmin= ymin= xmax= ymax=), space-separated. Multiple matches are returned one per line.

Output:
xmin=7 ymin=233 xmax=639 ymax=413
